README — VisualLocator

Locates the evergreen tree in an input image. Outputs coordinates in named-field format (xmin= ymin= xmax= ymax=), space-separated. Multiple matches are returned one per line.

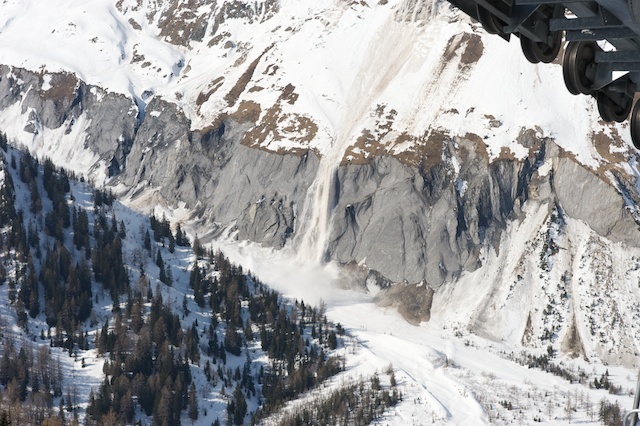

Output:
xmin=159 ymin=264 xmax=167 ymax=285
xmin=118 ymin=220 xmax=126 ymax=239
xmin=0 ymin=131 xmax=7 ymax=151
xmin=188 ymin=382 xmax=198 ymax=421
xmin=232 ymin=386 xmax=247 ymax=425
xmin=29 ymin=181 xmax=41 ymax=214
xmin=193 ymin=235 xmax=201 ymax=258
xmin=224 ymin=325 xmax=242 ymax=357
xmin=328 ymin=330 xmax=337 ymax=349
xmin=175 ymin=223 xmax=189 ymax=246
xmin=144 ymin=230 xmax=151 ymax=253
xmin=169 ymin=234 xmax=175 ymax=254
xmin=165 ymin=266 xmax=173 ymax=287
xmin=244 ymin=319 xmax=253 ymax=342
xmin=0 ymin=410 xmax=10 ymax=426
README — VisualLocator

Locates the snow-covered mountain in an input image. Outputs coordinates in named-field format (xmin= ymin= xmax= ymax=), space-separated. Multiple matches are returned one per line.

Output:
xmin=2 ymin=0 xmax=640 ymax=423
xmin=2 ymin=0 xmax=635 ymax=283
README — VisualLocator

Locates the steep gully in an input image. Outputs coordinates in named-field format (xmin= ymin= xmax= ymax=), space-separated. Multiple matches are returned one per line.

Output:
xmin=295 ymin=15 xmax=408 ymax=265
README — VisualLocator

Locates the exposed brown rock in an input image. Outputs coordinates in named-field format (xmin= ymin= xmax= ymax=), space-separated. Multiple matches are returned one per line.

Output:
xmin=224 ymin=46 xmax=273 ymax=107
xmin=376 ymin=284 xmax=434 ymax=325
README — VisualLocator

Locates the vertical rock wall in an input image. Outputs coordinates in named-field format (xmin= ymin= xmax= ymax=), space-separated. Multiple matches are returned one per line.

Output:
xmin=1 ymin=65 xmax=640 ymax=291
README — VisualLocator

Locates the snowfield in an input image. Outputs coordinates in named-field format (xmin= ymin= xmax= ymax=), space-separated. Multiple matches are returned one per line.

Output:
xmin=0 ymin=0 xmax=633 ymax=170
xmin=207 ymin=227 xmax=640 ymax=425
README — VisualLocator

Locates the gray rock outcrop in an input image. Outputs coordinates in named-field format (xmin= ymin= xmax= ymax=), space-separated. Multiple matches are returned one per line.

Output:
xmin=0 ymin=65 xmax=136 ymax=176
xmin=1 ymin=65 xmax=640 ymax=290
xmin=120 ymin=96 xmax=319 ymax=248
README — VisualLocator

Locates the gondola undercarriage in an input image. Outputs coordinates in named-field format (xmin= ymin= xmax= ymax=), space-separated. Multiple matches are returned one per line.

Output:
xmin=447 ymin=0 xmax=640 ymax=148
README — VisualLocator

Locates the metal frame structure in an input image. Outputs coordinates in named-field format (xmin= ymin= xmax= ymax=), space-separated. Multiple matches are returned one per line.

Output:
xmin=446 ymin=0 xmax=640 ymax=148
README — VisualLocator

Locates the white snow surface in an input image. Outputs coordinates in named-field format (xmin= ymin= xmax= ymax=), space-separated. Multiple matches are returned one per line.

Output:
xmin=209 ymin=213 xmax=640 ymax=424
xmin=0 ymin=0 xmax=631 ymax=168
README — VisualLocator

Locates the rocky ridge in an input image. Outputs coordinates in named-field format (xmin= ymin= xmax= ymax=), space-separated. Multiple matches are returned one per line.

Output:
xmin=2 ymin=64 xmax=639 ymax=288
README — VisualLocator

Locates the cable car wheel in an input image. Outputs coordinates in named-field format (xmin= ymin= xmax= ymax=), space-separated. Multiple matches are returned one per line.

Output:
xmin=521 ymin=30 xmax=562 ymax=64
xmin=476 ymin=4 xmax=505 ymax=35
xmin=596 ymin=91 xmax=632 ymax=123
xmin=563 ymin=41 xmax=600 ymax=96
xmin=630 ymin=100 xmax=640 ymax=150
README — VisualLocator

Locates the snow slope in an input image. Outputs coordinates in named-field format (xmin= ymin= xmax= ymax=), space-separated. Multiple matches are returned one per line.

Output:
xmin=211 ymin=231 xmax=640 ymax=425
xmin=0 ymin=146 xmax=353 ymax=425
xmin=0 ymin=0 xmax=627 ymax=164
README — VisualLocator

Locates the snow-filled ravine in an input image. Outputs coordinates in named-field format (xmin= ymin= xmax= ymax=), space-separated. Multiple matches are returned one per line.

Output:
xmin=208 ymin=233 xmax=640 ymax=425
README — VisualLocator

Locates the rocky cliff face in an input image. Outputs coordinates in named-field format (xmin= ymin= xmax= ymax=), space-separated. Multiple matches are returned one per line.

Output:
xmin=329 ymin=131 xmax=640 ymax=286
xmin=0 ymin=65 xmax=137 ymax=177
xmin=127 ymin=0 xmax=280 ymax=47
xmin=3 ymin=0 xmax=640 ymax=369
xmin=0 ymin=65 xmax=318 ymax=248
xmin=120 ymin=95 xmax=319 ymax=249
xmin=2 ymin=64 xmax=639 ymax=292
